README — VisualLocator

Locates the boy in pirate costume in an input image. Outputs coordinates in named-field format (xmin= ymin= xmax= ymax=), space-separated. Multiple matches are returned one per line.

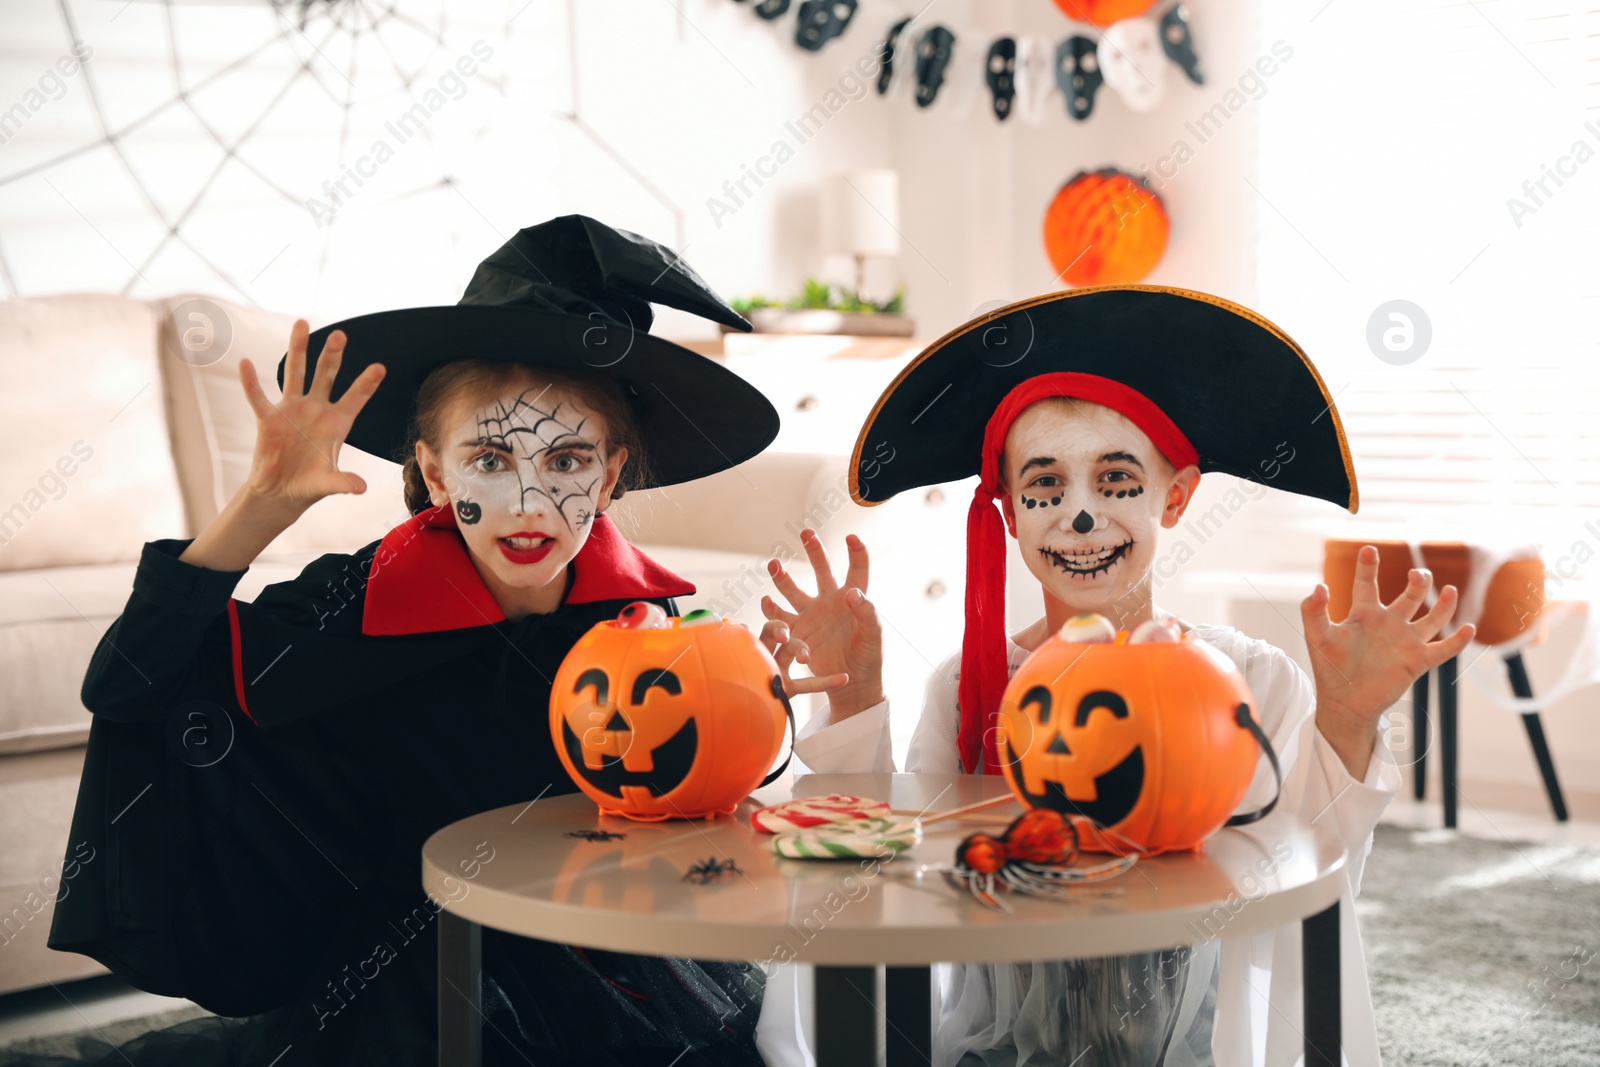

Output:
xmin=765 ymin=287 xmax=1476 ymax=1066
xmin=42 ymin=216 xmax=804 ymax=1067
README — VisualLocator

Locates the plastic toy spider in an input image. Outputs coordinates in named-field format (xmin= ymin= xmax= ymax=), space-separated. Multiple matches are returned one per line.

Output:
xmin=565 ymin=829 xmax=626 ymax=842
xmin=682 ymin=856 xmax=743 ymax=884
xmin=947 ymin=809 xmax=1137 ymax=910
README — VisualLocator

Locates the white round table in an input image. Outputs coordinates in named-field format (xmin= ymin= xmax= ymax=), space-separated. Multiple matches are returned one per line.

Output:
xmin=422 ymin=772 xmax=1349 ymax=1066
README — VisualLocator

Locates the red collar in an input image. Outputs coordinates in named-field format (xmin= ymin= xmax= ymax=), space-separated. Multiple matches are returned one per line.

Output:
xmin=362 ymin=505 xmax=695 ymax=636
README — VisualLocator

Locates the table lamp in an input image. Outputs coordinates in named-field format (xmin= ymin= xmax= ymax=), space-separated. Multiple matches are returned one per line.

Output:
xmin=819 ymin=169 xmax=901 ymax=302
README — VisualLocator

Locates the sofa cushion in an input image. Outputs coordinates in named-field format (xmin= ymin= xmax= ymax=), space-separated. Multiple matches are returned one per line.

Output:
xmin=0 ymin=553 xmax=327 ymax=755
xmin=0 ymin=295 xmax=187 ymax=572
xmin=0 ymin=543 xmax=766 ymax=755
xmin=154 ymin=292 xmax=409 ymax=558
xmin=0 ymin=747 xmax=110 ymax=992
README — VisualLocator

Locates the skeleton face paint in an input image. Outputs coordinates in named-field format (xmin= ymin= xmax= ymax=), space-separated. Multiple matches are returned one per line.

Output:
xmin=423 ymin=383 xmax=624 ymax=606
xmin=1003 ymin=399 xmax=1182 ymax=621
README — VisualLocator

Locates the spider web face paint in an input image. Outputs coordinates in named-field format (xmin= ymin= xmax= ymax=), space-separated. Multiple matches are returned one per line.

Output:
xmin=434 ymin=384 xmax=617 ymax=596
xmin=468 ymin=389 xmax=605 ymax=533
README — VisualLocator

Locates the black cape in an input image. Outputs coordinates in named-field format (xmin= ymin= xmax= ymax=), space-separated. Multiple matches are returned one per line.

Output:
xmin=37 ymin=506 xmax=767 ymax=1067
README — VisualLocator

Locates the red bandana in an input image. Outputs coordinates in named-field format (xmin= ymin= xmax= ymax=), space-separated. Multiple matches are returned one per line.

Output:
xmin=362 ymin=505 xmax=695 ymax=636
xmin=958 ymin=372 xmax=1200 ymax=775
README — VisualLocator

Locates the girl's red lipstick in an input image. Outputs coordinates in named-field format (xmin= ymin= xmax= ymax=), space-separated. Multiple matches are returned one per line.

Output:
xmin=497 ymin=532 xmax=556 ymax=565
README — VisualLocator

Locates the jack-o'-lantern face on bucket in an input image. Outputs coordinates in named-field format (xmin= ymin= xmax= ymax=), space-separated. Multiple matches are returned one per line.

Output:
xmin=550 ymin=608 xmax=792 ymax=822
xmin=997 ymin=628 xmax=1261 ymax=854
xmin=1003 ymin=684 xmax=1146 ymax=829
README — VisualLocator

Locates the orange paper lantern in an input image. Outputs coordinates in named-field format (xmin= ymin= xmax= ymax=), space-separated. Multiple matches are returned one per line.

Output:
xmin=1051 ymin=0 xmax=1157 ymax=27
xmin=550 ymin=608 xmax=791 ymax=822
xmin=996 ymin=625 xmax=1269 ymax=855
xmin=1044 ymin=168 xmax=1170 ymax=287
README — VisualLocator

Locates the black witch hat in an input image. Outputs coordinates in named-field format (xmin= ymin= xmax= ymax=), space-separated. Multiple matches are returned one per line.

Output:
xmin=277 ymin=214 xmax=779 ymax=488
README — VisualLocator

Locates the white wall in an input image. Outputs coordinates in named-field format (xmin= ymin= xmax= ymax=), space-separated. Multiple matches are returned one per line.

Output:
xmin=6 ymin=0 xmax=1587 ymax=811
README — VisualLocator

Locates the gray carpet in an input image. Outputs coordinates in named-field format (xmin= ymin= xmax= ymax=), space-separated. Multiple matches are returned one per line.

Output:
xmin=3 ymin=824 xmax=1597 ymax=1065
xmin=1360 ymin=823 xmax=1600 ymax=1066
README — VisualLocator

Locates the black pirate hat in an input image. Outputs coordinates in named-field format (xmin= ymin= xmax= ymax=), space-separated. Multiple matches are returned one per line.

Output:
xmin=277 ymin=214 xmax=779 ymax=487
xmin=850 ymin=285 xmax=1358 ymax=511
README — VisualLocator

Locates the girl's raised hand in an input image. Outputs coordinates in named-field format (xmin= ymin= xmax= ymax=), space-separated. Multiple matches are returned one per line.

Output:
xmin=759 ymin=529 xmax=885 ymax=720
xmin=238 ymin=320 xmax=387 ymax=517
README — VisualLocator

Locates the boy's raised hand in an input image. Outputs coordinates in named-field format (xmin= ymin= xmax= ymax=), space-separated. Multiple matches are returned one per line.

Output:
xmin=1300 ymin=543 xmax=1477 ymax=776
xmin=239 ymin=319 xmax=387 ymax=518
xmin=759 ymin=529 xmax=885 ymax=721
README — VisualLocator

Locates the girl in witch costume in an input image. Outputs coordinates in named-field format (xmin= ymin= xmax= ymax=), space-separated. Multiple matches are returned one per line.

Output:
xmin=764 ymin=287 xmax=1477 ymax=1067
xmin=33 ymin=216 xmax=810 ymax=1067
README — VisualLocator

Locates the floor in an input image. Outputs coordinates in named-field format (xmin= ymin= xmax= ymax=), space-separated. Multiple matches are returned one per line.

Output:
xmin=0 ymin=975 xmax=197 ymax=1048
xmin=3 ymin=796 xmax=1596 ymax=1052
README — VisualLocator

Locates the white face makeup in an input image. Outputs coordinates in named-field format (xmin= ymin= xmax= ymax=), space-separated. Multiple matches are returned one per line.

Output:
xmin=420 ymin=381 xmax=624 ymax=604
xmin=1001 ymin=398 xmax=1196 ymax=625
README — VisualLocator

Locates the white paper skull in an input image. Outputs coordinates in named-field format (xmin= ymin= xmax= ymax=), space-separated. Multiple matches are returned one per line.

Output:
xmin=1097 ymin=17 xmax=1168 ymax=113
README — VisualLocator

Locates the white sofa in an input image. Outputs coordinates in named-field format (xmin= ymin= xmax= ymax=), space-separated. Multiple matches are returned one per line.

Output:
xmin=0 ymin=292 xmax=879 ymax=997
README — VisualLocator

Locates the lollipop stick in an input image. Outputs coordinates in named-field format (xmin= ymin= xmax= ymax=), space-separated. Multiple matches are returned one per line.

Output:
xmin=894 ymin=794 xmax=1022 ymax=826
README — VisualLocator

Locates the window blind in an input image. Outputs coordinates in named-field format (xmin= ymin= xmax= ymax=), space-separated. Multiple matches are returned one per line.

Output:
xmin=1254 ymin=1 xmax=1600 ymax=576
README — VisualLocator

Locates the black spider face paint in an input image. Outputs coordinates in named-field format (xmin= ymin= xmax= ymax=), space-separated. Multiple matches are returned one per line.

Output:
xmin=456 ymin=500 xmax=482 ymax=525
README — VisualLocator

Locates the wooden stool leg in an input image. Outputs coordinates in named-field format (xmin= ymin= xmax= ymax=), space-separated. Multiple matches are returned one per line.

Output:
xmin=1439 ymin=656 xmax=1458 ymax=829
xmin=1504 ymin=652 xmax=1570 ymax=822
xmin=1411 ymin=671 xmax=1429 ymax=801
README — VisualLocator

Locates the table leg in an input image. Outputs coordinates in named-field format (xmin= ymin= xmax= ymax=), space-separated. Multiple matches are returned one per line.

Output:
xmin=886 ymin=966 xmax=932 ymax=1067
xmin=1505 ymin=651 xmax=1570 ymax=822
xmin=1303 ymin=902 xmax=1340 ymax=1067
xmin=815 ymin=966 xmax=876 ymax=1067
xmin=1411 ymin=671 xmax=1429 ymax=801
xmin=438 ymin=910 xmax=482 ymax=1067
xmin=1439 ymin=655 xmax=1458 ymax=829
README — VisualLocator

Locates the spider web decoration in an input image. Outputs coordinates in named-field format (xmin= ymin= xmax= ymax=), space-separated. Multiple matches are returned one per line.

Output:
xmin=0 ymin=0 xmax=689 ymax=319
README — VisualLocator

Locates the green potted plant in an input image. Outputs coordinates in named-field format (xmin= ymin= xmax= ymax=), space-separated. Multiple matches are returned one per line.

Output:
xmin=728 ymin=278 xmax=913 ymax=336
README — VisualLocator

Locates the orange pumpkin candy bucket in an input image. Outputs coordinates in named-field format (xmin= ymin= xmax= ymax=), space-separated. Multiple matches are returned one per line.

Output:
xmin=996 ymin=615 xmax=1282 ymax=855
xmin=550 ymin=604 xmax=795 ymax=822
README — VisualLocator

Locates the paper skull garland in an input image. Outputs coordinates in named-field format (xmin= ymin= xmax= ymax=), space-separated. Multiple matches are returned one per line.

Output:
xmin=877 ymin=16 xmax=914 ymax=94
xmin=1052 ymin=0 xmax=1157 ymax=26
xmin=1055 ymin=37 xmax=1104 ymax=121
xmin=1043 ymin=168 xmax=1170 ymax=286
xmin=996 ymin=614 xmax=1282 ymax=856
xmin=794 ymin=0 xmax=857 ymax=51
xmin=912 ymin=25 xmax=956 ymax=107
xmin=1159 ymin=4 xmax=1203 ymax=83
xmin=1014 ymin=34 xmax=1058 ymax=127
xmin=985 ymin=37 xmax=1018 ymax=120
xmin=550 ymin=605 xmax=794 ymax=821
xmin=1053 ymin=4 xmax=1203 ymax=119
xmin=1097 ymin=17 xmax=1168 ymax=112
